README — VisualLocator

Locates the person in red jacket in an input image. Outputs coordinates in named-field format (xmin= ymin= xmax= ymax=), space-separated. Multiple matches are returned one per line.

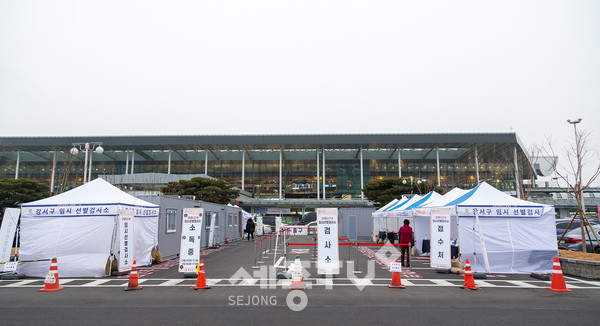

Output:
xmin=398 ymin=219 xmax=413 ymax=267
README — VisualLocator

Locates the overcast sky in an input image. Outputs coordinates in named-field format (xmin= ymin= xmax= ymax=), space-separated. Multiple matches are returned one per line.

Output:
xmin=1 ymin=1 xmax=599 ymax=183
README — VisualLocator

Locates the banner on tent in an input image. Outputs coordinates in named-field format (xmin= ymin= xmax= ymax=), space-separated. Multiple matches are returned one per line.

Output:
xmin=317 ymin=208 xmax=339 ymax=275
xmin=430 ymin=207 xmax=451 ymax=269
xmin=179 ymin=208 xmax=204 ymax=273
xmin=458 ymin=205 xmax=543 ymax=218
xmin=0 ymin=208 xmax=20 ymax=264
xmin=413 ymin=208 xmax=430 ymax=216
xmin=118 ymin=208 xmax=135 ymax=272
xmin=22 ymin=205 xmax=158 ymax=218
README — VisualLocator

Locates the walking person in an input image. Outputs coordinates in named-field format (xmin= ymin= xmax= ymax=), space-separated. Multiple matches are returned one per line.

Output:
xmin=398 ymin=219 xmax=413 ymax=267
xmin=245 ymin=218 xmax=255 ymax=241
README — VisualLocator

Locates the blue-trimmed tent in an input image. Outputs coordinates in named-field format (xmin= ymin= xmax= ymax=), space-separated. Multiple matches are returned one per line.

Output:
xmin=432 ymin=182 xmax=556 ymax=273
xmin=19 ymin=178 xmax=159 ymax=277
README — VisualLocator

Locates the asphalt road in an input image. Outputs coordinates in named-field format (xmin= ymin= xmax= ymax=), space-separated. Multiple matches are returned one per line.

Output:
xmin=1 ymin=235 xmax=599 ymax=325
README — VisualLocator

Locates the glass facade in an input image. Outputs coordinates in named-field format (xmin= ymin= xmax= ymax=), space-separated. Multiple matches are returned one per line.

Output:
xmin=0 ymin=134 xmax=530 ymax=197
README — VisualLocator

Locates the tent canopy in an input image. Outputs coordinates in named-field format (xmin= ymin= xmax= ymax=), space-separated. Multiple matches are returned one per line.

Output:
xmin=22 ymin=178 xmax=158 ymax=218
xmin=448 ymin=182 xmax=556 ymax=273
xmin=20 ymin=178 xmax=159 ymax=277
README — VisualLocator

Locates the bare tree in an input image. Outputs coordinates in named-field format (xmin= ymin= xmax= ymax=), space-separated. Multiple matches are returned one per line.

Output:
xmin=544 ymin=120 xmax=600 ymax=253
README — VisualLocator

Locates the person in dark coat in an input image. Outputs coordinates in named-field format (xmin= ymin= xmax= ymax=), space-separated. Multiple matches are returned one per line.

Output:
xmin=398 ymin=219 xmax=413 ymax=267
xmin=245 ymin=218 xmax=256 ymax=241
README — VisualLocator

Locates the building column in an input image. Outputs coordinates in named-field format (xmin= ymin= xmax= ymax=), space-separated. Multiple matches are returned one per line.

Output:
xmin=316 ymin=148 xmax=320 ymax=199
xmin=131 ymin=149 xmax=135 ymax=175
xmin=322 ymin=148 xmax=326 ymax=200
xmin=125 ymin=150 xmax=129 ymax=175
xmin=360 ymin=147 xmax=364 ymax=200
xmin=279 ymin=147 xmax=283 ymax=200
xmin=398 ymin=149 xmax=402 ymax=178
xmin=14 ymin=150 xmax=20 ymax=179
xmin=241 ymin=148 xmax=245 ymax=191
xmin=168 ymin=149 xmax=172 ymax=174
xmin=205 ymin=149 xmax=208 ymax=175
xmin=514 ymin=146 xmax=521 ymax=199
xmin=475 ymin=146 xmax=480 ymax=184
xmin=50 ymin=150 xmax=57 ymax=193
xmin=436 ymin=147 xmax=441 ymax=187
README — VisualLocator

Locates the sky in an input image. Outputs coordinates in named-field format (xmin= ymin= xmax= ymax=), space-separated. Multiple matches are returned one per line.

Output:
xmin=1 ymin=1 xmax=599 ymax=184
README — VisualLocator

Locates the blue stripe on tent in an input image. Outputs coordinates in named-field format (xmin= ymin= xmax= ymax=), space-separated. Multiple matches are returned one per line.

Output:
xmin=383 ymin=198 xmax=409 ymax=211
xmin=404 ymin=192 xmax=433 ymax=210
xmin=444 ymin=183 xmax=482 ymax=206
xmin=22 ymin=203 xmax=158 ymax=209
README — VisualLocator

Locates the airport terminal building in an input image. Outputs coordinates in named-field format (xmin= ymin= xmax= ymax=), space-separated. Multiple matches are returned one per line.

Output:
xmin=1 ymin=133 xmax=530 ymax=203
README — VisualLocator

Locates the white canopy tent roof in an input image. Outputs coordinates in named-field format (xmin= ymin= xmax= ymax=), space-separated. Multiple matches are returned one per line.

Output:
xmin=20 ymin=178 xmax=159 ymax=277
xmin=412 ymin=188 xmax=470 ymax=256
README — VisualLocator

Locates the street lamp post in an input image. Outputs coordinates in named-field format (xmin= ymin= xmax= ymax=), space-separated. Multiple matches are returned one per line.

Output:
xmin=567 ymin=118 xmax=584 ymax=211
xmin=70 ymin=142 xmax=104 ymax=183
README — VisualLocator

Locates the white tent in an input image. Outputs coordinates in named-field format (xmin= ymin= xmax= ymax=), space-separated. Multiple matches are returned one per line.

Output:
xmin=412 ymin=188 xmax=470 ymax=254
xmin=372 ymin=195 xmax=422 ymax=239
xmin=19 ymin=178 xmax=159 ymax=277
xmin=445 ymin=182 xmax=557 ymax=273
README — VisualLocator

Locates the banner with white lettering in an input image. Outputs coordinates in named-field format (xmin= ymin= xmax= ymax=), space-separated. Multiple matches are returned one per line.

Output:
xmin=0 ymin=208 xmax=20 ymax=263
xmin=179 ymin=208 xmax=204 ymax=273
xmin=118 ymin=208 xmax=135 ymax=272
xmin=317 ymin=208 xmax=339 ymax=275
xmin=430 ymin=207 xmax=452 ymax=269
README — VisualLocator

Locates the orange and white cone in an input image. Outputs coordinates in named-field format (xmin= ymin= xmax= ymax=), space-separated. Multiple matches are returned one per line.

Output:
xmin=388 ymin=259 xmax=405 ymax=289
xmin=124 ymin=260 xmax=142 ymax=291
xmin=192 ymin=259 xmax=211 ymax=290
xmin=39 ymin=257 xmax=64 ymax=292
xmin=460 ymin=259 xmax=480 ymax=290
xmin=547 ymin=257 xmax=572 ymax=292
xmin=288 ymin=255 xmax=307 ymax=290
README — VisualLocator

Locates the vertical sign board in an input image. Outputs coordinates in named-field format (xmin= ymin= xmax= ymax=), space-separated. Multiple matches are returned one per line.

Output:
xmin=179 ymin=208 xmax=204 ymax=273
xmin=317 ymin=208 xmax=339 ymax=275
xmin=0 ymin=208 xmax=20 ymax=264
xmin=256 ymin=216 xmax=263 ymax=236
xmin=275 ymin=216 xmax=282 ymax=233
xmin=430 ymin=207 xmax=452 ymax=269
xmin=118 ymin=208 xmax=135 ymax=272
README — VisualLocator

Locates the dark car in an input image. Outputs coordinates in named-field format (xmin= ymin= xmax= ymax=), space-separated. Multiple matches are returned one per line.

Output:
xmin=296 ymin=212 xmax=316 ymax=225
xmin=558 ymin=224 xmax=600 ymax=253
xmin=556 ymin=218 xmax=598 ymax=239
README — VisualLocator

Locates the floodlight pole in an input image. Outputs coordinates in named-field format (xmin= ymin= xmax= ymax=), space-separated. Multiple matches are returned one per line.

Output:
xmin=71 ymin=142 xmax=103 ymax=183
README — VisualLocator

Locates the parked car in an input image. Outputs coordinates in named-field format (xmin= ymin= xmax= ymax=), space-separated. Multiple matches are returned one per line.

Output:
xmin=296 ymin=212 xmax=316 ymax=225
xmin=556 ymin=218 xmax=598 ymax=239
xmin=558 ymin=224 xmax=600 ymax=253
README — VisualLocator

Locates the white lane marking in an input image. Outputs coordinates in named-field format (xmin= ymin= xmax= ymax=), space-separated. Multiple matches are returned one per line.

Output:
xmin=81 ymin=279 xmax=111 ymax=287
xmin=2 ymin=278 xmax=600 ymax=289
xmin=429 ymin=279 xmax=456 ymax=286
xmin=274 ymin=256 xmax=285 ymax=269
xmin=161 ymin=279 xmax=184 ymax=286
xmin=506 ymin=281 xmax=538 ymax=288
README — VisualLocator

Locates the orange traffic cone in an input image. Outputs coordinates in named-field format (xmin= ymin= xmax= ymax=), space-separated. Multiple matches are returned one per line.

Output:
xmin=388 ymin=259 xmax=405 ymax=289
xmin=39 ymin=257 xmax=64 ymax=292
xmin=288 ymin=255 xmax=307 ymax=290
xmin=547 ymin=257 xmax=572 ymax=292
xmin=460 ymin=259 xmax=480 ymax=290
xmin=124 ymin=260 xmax=142 ymax=291
xmin=192 ymin=259 xmax=211 ymax=290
